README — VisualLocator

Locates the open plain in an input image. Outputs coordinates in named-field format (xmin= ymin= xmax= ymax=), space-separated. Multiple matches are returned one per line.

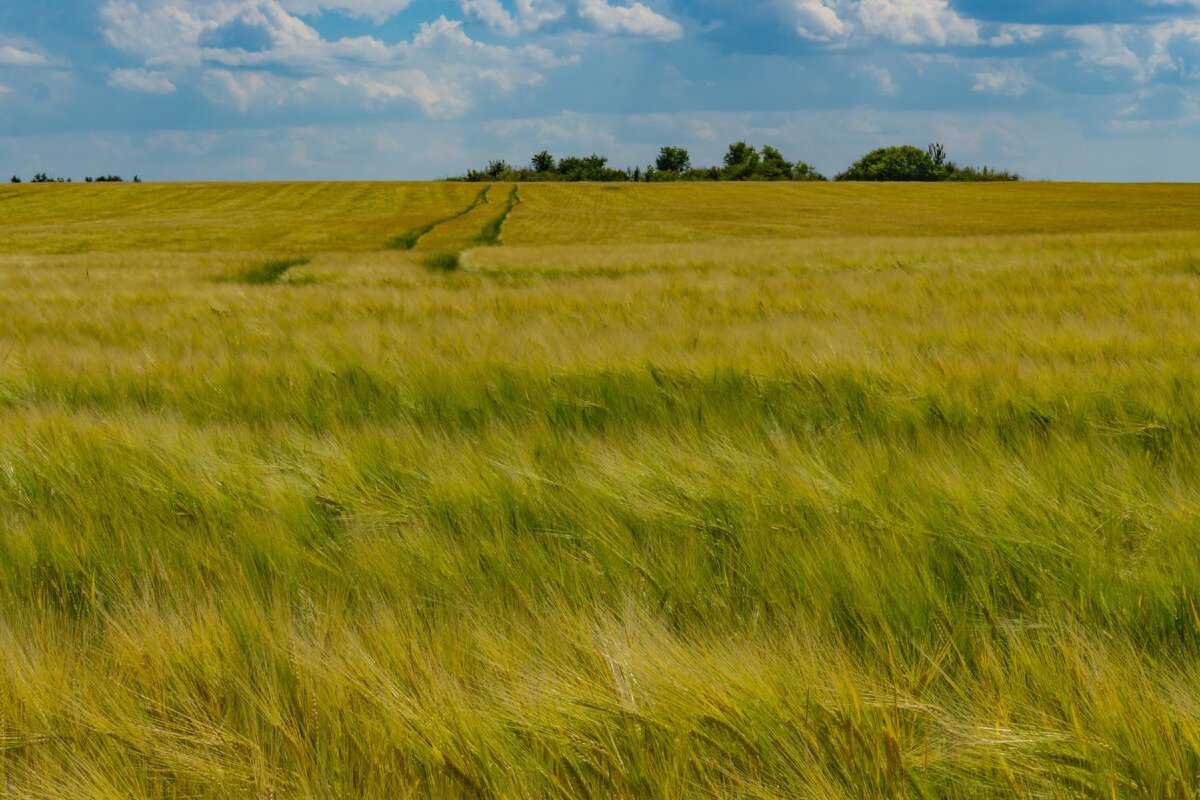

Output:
xmin=3 ymin=181 xmax=1200 ymax=797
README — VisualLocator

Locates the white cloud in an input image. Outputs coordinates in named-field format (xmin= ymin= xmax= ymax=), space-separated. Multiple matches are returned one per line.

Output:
xmin=335 ymin=70 xmax=464 ymax=116
xmin=1147 ymin=19 xmax=1200 ymax=80
xmin=461 ymin=0 xmax=563 ymax=35
xmin=278 ymin=0 xmax=413 ymax=24
xmin=855 ymin=0 xmax=979 ymax=47
xmin=788 ymin=0 xmax=846 ymax=42
xmin=100 ymin=2 xmax=570 ymax=116
xmin=578 ymin=0 xmax=683 ymax=40
xmin=516 ymin=0 xmax=565 ymax=30
xmin=1068 ymin=26 xmax=1145 ymax=78
xmin=989 ymin=24 xmax=1044 ymax=47
xmin=109 ymin=67 xmax=178 ymax=93
xmin=462 ymin=0 xmax=522 ymax=35
xmin=0 ymin=85 xmax=9 ymax=96
xmin=199 ymin=68 xmax=291 ymax=111
xmin=855 ymin=63 xmax=897 ymax=95
xmin=973 ymin=65 xmax=1031 ymax=97
xmin=0 ymin=45 xmax=49 ymax=66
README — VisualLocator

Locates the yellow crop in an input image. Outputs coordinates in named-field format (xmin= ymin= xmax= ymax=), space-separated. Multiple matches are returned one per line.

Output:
xmin=2 ymin=180 xmax=1200 ymax=797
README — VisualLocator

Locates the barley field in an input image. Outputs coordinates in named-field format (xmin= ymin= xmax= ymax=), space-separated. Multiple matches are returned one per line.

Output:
xmin=3 ymin=180 xmax=1200 ymax=798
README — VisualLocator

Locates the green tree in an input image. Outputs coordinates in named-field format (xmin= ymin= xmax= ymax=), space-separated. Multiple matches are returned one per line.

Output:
xmin=531 ymin=151 xmax=556 ymax=174
xmin=755 ymin=145 xmax=793 ymax=181
xmin=791 ymin=161 xmax=827 ymax=181
xmin=557 ymin=155 xmax=612 ymax=181
xmin=836 ymin=145 xmax=938 ymax=182
xmin=722 ymin=141 xmax=760 ymax=180
xmin=655 ymin=146 xmax=691 ymax=176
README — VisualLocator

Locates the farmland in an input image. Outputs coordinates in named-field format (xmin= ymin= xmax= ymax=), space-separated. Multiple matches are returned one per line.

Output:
xmin=3 ymin=181 xmax=1200 ymax=797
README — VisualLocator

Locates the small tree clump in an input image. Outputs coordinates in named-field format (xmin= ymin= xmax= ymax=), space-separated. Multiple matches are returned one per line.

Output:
xmin=836 ymin=145 xmax=939 ymax=182
xmin=531 ymin=151 xmax=556 ymax=174
xmin=722 ymin=142 xmax=761 ymax=181
xmin=655 ymin=146 xmax=691 ymax=176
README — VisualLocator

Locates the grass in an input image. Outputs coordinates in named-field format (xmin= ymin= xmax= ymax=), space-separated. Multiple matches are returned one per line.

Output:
xmin=2 ymin=181 xmax=1200 ymax=797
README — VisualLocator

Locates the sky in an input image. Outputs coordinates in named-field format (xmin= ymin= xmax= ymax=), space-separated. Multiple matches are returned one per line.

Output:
xmin=2 ymin=1 xmax=1200 ymax=181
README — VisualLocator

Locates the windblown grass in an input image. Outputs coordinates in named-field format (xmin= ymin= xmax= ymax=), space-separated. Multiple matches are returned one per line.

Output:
xmin=1 ymin=182 xmax=1200 ymax=797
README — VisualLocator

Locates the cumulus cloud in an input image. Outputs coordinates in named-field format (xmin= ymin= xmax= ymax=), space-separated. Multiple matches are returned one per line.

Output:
xmin=1147 ymin=19 xmax=1200 ymax=80
xmin=462 ymin=0 xmax=563 ymax=35
xmin=779 ymin=0 xmax=1054 ymax=49
xmin=577 ymin=0 xmax=683 ymax=40
xmin=279 ymin=0 xmax=413 ymax=24
xmin=855 ymin=0 xmax=979 ymax=46
xmin=1068 ymin=25 xmax=1145 ymax=77
xmin=0 ymin=44 xmax=49 ymax=66
xmin=988 ymin=23 xmax=1044 ymax=47
xmin=790 ymin=0 xmax=847 ymax=42
xmin=462 ymin=0 xmax=522 ymax=35
xmin=855 ymin=64 xmax=897 ymax=94
xmin=109 ymin=67 xmax=178 ymax=93
xmin=973 ymin=65 xmax=1032 ymax=96
xmin=100 ymin=1 xmax=571 ymax=116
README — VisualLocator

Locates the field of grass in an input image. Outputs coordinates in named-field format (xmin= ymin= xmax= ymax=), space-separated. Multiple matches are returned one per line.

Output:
xmin=3 ymin=180 xmax=1200 ymax=798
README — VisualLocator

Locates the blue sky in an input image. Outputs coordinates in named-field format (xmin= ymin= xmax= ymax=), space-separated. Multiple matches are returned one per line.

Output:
xmin=2 ymin=0 xmax=1200 ymax=180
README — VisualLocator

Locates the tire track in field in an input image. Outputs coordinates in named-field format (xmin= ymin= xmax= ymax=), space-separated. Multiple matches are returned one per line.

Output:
xmin=475 ymin=186 xmax=521 ymax=246
xmin=386 ymin=186 xmax=491 ymax=251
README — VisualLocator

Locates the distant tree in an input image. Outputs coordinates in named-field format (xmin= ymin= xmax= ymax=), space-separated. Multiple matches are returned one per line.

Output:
xmin=486 ymin=160 xmax=513 ymax=178
xmin=557 ymin=154 xmax=615 ymax=181
xmin=655 ymin=146 xmax=691 ymax=176
xmin=722 ymin=141 xmax=760 ymax=180
xmin=133 ymin=175 xmax=142 ymax=183
xmin=531 ymin=151 xmax=556 ymax=174
xmin=927 ymin=142 xmax=947 ymax=169
xmin=10 ymin=175 xmax=19 ymax=184
xmin=791 ymin=160 xmax=827 ymax=181
xmin=632 ymin=166 xmax=641 ymax=182
xmin=31 ymin=172 xmax=51 ymax=183
xmin=837 ymin=145 xmax=938 ymax=181
xmin=684 ymin=166 xmax=722 ymax=181
xmin=756 ymin=145 xmax=792 ymax=181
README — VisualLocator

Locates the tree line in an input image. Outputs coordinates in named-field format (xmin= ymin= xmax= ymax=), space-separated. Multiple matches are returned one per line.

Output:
xmin=10 ymin=174 xmax=141 ymax=184
xmin=452 ymin=142 xmax=1019 ymax=183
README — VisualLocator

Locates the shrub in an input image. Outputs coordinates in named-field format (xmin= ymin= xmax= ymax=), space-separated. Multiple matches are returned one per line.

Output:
xmin=531 ymin=151 xmax=556 ymax=174
xmin=837 ymin=145 xmax=939 ymax=182
xmin=943 ymin=164 xmax=1021 ymax=182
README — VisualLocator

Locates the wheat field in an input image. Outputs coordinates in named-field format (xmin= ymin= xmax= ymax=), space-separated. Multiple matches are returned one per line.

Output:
xmin=3 ymin=181 xmax=1200 ymax=798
